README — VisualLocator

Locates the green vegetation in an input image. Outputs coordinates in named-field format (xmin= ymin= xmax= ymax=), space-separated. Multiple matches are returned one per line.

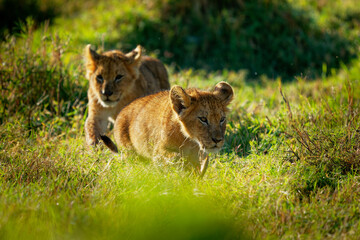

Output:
xmin=1 ymin=0 xmax=360 ymax=239
xmin=123 ymin=0 xmax=358 ymax=79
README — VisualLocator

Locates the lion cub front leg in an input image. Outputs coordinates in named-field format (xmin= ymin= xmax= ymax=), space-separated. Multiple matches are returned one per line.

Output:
xmin=85 ymin=115 xmax=108 ymax=146
xmin=186 ymin=151 xmax=209 ymax=177
xmin=199 ymin=152 xmax=209 ymax=177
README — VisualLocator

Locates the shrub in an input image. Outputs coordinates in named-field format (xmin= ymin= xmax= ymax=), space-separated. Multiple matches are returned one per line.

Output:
xmin=118 ymin=0 xmax=357 ymax=79
xmin=0 ymin=0 xmax=56 ymax=38
xmin=0 ymin=0 xmax=98 ymax=39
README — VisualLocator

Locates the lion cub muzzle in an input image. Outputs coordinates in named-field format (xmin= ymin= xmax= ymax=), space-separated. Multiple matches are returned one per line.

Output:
xmin=101 ymin=87 xmax=113 ymax=97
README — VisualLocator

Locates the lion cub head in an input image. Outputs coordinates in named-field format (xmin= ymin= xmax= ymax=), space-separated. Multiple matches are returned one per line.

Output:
xmin=84 ymin=45 xmax=142 ymax=108
xmin=170 ymin=82 xmax=233 ymax=153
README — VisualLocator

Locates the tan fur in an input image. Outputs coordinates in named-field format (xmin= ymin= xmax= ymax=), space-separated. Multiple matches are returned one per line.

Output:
xmin=108 ymin=82 xmax=233 ymax=176
xmin=84 ymin=45 xmax=170 ymax=146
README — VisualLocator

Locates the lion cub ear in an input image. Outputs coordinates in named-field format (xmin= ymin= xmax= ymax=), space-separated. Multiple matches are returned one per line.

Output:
xmin=84 ymin=44 xmax=100 ymax=79
xmin=213 ymin=81 xmax=234 ymax=105
xmin=170 ymin=86 xmax=192 ymax=116
xmin=125 ymin=45 xmax=142 ymax=66
xmin=125 ymin=45 xmax=142 ymax=79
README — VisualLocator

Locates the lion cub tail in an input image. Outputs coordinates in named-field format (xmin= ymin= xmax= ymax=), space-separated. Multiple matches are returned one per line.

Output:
xmin=100 ymin=135 xmax=118 ymax=153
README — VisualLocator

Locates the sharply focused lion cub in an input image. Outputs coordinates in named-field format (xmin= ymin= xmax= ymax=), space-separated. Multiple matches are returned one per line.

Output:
xmin=102 ymin=82 xmax=233 ymax=176
xmin=84 ymin=45 xmax=170 ymax=146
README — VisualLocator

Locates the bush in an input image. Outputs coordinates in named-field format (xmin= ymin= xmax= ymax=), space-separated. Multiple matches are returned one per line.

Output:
xmin=117 ymin=0 xmax=358 ymax=79
xmin=0 ymin=0 xmax=98 ymax=39
xmin=0 ymin=0 xmax=56 ymax=38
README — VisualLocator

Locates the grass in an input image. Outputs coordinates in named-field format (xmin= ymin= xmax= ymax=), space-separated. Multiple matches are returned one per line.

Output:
xmin=1 ymin=0 xmax=360 ymax=239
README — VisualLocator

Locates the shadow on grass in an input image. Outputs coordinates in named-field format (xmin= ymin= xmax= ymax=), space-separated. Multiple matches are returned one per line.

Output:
xmin=222 ymin=118 xmax=281 ymax=158
xmin=0 ymin=0 xmax=57 ymax=39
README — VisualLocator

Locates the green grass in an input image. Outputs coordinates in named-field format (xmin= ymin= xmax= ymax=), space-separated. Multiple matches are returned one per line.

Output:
xmin=1 ymin=0 xmax=360 ymax=239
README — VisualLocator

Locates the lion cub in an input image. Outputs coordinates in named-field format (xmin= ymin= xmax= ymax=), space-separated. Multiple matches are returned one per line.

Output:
xmin=102 ymin=82 xmax=233 ymax=175
xmin=84 ymin=45 xmax=170 ymax=146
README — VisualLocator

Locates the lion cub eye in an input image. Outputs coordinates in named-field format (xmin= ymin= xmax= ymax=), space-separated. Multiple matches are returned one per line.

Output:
xmin=96 ymin=75 xmax=103 ymax=84
xmin=114 ymin=74 xmax=124 ymax=83
xmin=220 ymin=117 xmax=226 ymax=124
xmin=198 ymin=117 xmax=208 ymax=125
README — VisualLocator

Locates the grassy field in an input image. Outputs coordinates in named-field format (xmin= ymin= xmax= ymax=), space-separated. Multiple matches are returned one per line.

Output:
xmin=1 ymin=0 xmax=360 ymax=239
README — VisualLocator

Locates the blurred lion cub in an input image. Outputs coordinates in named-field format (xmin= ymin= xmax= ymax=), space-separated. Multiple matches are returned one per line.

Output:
xmin=102 ymin=82 xmax=233 ymax=176
xmin=84 ymin=45 xmax=170 ymax=146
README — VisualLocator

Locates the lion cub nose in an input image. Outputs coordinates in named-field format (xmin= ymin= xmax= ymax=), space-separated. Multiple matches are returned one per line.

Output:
xmin=212 ymin=137 xmax=223 ymax=144
xmin=102 ymin=89 xmax=113 ymax=97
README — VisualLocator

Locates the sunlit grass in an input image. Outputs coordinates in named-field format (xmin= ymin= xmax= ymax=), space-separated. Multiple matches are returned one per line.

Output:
xmin=1 ymin=63 xmax=360 ymax=239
